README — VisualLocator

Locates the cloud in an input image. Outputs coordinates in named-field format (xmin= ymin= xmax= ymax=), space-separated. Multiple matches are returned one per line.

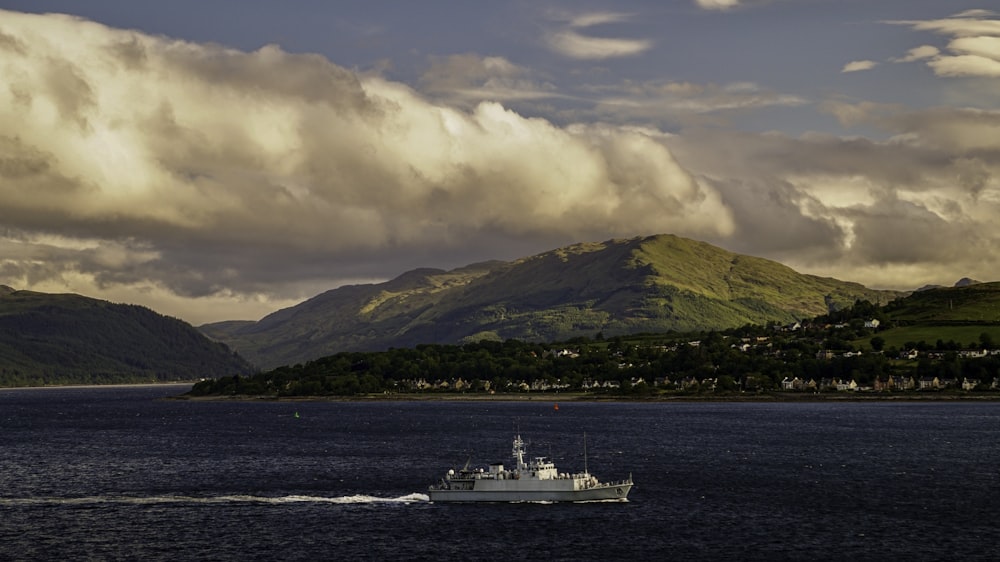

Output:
xmin=417 ymin=54 xmax=560 ymax=106
xmin=0 ymin=10 xmax=729 ymax=323
xmin=545 ymin=12 xmax=652 ymax=60
xmin=891 ymin=45 xmax=941 ymax=63
xmin=546 ymin=31 xmax=653 ymax=60
xmin=841 ymin=60 xmax=878 ymax=73
xmin=2 ymin=8 xmax=998 ymax=326
xmin=666 ymin=103 xmax=1000 ymax=288
xmin=586 ymin=80 xmax=807 ymax=125
xmin=888 ymin=10 xmax=1000 ymax=78
xmin=950 ymin=10 xmax=997 ymax=19
xmin=567 ymin=12 xmax=633 ymax=28
xmin=695 ymin=0 xmax=742 ymax=10
xmin=928 ymin=54 xmax=1000 ymax=77
xmin=693 ymin=0 xmax=785 ymax=11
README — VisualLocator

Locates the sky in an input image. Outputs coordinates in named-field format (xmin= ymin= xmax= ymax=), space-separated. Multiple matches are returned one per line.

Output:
xmin=0 ymin=1 xmax=998 ymax=325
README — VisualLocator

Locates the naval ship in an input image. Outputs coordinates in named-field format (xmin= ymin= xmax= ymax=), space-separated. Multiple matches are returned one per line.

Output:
xmin=428 ymin=435 xmax=633 ymax=502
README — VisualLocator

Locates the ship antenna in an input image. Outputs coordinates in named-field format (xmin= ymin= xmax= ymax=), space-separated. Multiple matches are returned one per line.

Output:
xmin=584 ymin=432 xmax=589 ymax=475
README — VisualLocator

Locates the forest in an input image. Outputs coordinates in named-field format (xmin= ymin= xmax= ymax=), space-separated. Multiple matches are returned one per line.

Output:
xmin=0 ymin=296 xmax=251 ymax=387
xmin=189 ymin=300 xmax=1000 ymax=398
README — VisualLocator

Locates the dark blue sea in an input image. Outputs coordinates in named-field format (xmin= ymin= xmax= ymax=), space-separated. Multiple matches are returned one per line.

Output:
xmin=2 ymin=386 xmax=1000 ymax=561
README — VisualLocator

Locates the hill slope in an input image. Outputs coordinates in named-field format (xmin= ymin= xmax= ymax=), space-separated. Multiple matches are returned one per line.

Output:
xmin=0 ymin=287 xmax=252 ymax=386
xmin=884 ymin=282 xmax=1000 ymax=324
xmin=201 ymin=234 xmax=903 ymax=369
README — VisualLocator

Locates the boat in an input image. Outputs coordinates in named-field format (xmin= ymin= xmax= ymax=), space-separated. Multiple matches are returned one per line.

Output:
xmin=427 ymin=434 xmax=633 ymax=502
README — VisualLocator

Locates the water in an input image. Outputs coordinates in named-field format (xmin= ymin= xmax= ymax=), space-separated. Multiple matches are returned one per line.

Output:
xmin=2 ymin=387 xmax=1000 ymax=560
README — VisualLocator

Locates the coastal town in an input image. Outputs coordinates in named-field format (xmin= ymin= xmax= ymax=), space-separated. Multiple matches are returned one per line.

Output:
xmin=191 ymin=304 xmax=1000 ymax=399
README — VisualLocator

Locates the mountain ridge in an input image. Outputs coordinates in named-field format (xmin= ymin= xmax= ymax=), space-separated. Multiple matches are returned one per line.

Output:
xmin=200 ymin=234 xmax=906 ymax=369
xmin=0 ymin=288 xmax=252 ymax=386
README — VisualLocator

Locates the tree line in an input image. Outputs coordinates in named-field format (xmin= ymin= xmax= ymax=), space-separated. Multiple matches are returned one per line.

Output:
xmin=189 ymin=299 xmax=1000 ymax=397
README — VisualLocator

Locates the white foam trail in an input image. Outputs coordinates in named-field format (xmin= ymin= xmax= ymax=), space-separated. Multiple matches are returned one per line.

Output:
xmin=0 ymin=493 xmax=430 ymax=506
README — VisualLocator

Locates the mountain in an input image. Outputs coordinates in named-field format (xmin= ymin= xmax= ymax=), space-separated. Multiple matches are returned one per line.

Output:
xmin=201 ymin=234 xmax=903 ymax=369
xmin=954 ymin=277 xmax=982 ymax=288
xmin=0 ymin=288 xmax=252 ymax=386
xmin=916 ymin=278 xmax=982 ymax=292
xmin=883 ymin=281 xmax=1000 ymax=324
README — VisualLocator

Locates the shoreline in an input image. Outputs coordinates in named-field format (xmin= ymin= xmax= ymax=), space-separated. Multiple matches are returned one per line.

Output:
xmin=6 ymin=383 xmax=1000 ymax=402
xmin=171 ymin=390 xmax=1000 ymax=403
xmin=0 ymin=382 xmax=195 ymax=391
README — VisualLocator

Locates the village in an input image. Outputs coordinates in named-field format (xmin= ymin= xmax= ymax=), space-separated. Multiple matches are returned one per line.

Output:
xmin=396 ymin=319 xmax=1000 ymax=395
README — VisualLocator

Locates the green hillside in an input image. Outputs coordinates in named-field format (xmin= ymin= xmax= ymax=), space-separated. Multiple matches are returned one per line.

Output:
xmin=883 ymin=282 xmax=1000 ymax=324
xmin=864 ymin=282 xmax=1000 ymax=350
xmin=202 ymin=234 xmax=903 ymax=369
xmin=0 ymin=287 xmax=252 ymax=386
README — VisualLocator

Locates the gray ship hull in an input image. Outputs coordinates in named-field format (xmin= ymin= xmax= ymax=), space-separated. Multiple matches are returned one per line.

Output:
xmin=428 ymin=482 xmax=632 ymax=503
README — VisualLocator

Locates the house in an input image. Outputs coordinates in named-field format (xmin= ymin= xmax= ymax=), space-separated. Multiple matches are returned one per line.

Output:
xmin=918 ymin=376 xmax=940 ymax=390
xmin=873 ymin=376 xmax=909 ymax=392
xmin=962 ymin=378 xmax=981 ymax=391
xmin=836 ymin=379 xmax=858 ymax=392
xmin=679 ymin=376 xmax=699 ymax=389
xmin=581 ymin=379 xmax=618 ymax=390
xmin=864 ymin=319 xmax=881 ymax=329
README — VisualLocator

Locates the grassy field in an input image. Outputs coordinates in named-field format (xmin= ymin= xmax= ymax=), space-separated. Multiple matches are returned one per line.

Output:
xmin=859 ymin=325 xmax=1000 ymax=351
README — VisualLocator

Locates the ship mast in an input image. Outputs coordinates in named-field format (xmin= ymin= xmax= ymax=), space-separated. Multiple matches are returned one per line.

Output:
xmin=512 ymin=434 xmax=526 ymax=471
xmin=583 ymin=432 xmax=589 ymax=475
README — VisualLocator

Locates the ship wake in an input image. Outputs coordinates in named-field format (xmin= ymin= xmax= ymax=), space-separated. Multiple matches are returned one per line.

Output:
xmin=0 ymin=493 xmax=430 ymax=506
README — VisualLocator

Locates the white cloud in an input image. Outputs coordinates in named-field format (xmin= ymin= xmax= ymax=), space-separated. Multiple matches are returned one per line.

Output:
xmin=586 ymin=80 xmax=807 ymax=125
xmin=891 ymin=45 xmax=940 ymax=63
xmin=545 ymin=11 xmax=652 ymax=60
xmin=568 ymin=12 xmax=633 ymax=28
xmin=417 ymin=54 xmax=560 ymax=105
xmin=546 ymin=31 xmax=653 ymax=60
xmin=929 ymin=54 xmax=1000 ymax=77
xmin=0 ymin=10 xmax=728 ymax=322
xmin=889 ymin=11 xmax=1000 ymax=78
xmin=695 ymin=0 xmax=742 ymax=10
xmin=667 ymin=103 xmax=1000 ymax=289
xmin=693 ymin=0 xmax=787 ymax=11
xmin=947 ymin=35 xmax=1000 ymax=61
xmin=949 ymin=9 xmax=998 ymax=19
xmin=841 ymin=60 xmax=878 ymax=73
xmin=897 ymin=17 xmax=1000 ymax=38
xmin=2 ymin=8 xmax=998 ymax=325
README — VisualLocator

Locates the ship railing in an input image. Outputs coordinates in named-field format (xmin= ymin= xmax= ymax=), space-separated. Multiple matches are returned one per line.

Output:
xmin=598 ymin=477 xmax=633 ymax=488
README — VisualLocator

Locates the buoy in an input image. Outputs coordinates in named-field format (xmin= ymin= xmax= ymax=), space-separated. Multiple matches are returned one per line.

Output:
xmin=553 ymin=403 xmax=559 ymax=411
